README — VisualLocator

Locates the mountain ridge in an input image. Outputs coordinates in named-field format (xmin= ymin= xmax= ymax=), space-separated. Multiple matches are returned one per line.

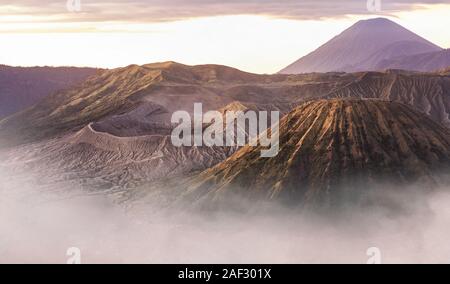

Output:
xmin=1 ymin=62 xmax=450 ymax=147
xmin=279 ymin=17 xmax=442 ymax=74
xmin=0 ymin=65 xmax=100 ymax=119
xmin=183 ymin=99 xmax=450 ymax=209
xmin=375 ymin=49 xmax=450 ymax=72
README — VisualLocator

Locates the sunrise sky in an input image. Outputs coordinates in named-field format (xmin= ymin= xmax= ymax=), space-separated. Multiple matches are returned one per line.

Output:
xmin=1 ymin=0 xmax=449 ymax=74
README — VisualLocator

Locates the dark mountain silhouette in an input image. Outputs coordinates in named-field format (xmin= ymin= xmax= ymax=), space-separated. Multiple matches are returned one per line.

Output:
xmin=0 ymin=65 xmax=100 ymax=119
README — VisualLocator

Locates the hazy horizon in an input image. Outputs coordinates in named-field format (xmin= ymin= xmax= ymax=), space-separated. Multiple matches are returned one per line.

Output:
xmin=1 ymin=1 xmax=449 ymax=73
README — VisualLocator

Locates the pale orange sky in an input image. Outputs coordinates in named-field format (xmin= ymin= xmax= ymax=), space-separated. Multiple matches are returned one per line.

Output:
xmin=0 ymin=1 xmax=449 ymax=74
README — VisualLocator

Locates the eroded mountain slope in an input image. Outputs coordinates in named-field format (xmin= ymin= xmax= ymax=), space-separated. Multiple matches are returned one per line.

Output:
xmin=1 ymin=62 xmax=450 ymax=148
xmin=184 ymin=99 xmax=450 ymax=208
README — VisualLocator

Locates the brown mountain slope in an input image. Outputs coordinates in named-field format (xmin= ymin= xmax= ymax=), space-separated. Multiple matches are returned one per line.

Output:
xmin=0 ymin=62 xmax=354 ymax=147
xmin=320 ymin=71 xmax=450 ymax=128
xmin=1 ymin=62 xmax=449 ymax=149
xmin=1 ymin=63 xmax=449 ymax=201
xmin=0 ymin=100 xmax=256 ymax=193
xmin=184 ymin=99 xmax=450 ymax=208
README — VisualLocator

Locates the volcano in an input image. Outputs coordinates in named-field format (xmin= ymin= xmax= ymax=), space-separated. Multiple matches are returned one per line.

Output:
xmin=1 ymin=63 xmax=449 ymax=199
xmin=280 ymin=18 xmax=442 ymax=74
xmin=185 ymin=99 xmax=450 ymax=208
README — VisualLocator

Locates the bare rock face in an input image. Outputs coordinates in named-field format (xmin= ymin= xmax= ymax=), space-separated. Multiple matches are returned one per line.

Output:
xmin=185 ymin=99 xmax=450 ymax=208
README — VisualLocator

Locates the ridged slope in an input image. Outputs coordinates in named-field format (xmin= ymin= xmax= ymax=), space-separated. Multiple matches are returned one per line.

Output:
xmin=1 ymin=62 xmax=449 ymax=148
xmin=186 ymin=99 xmax=450 ymax=207
xmin=322 ymin=72 xmax=450 ymax=128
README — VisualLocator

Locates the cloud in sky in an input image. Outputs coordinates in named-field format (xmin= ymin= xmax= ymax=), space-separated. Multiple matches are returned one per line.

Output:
xmin=1 ymin=0 xmax=449 ymax=25
xmin=1 ymin=1 xmax=449 ymax=73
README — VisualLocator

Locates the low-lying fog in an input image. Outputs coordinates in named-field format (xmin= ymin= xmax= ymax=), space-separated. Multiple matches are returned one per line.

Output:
xmin=1 ymin=166 xmax=450 ymax=264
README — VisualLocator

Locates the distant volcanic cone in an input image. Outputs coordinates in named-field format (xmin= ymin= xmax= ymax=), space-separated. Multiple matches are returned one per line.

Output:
xmin=279 ymin=17 xmax=442 ymax=74
xmin=185 ymin=99 xmax=450 ymax=209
